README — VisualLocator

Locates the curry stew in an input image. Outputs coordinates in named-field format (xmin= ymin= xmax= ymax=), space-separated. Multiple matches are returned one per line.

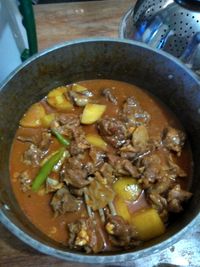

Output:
xmin=10 ymin=80 xmax=193 ymax=253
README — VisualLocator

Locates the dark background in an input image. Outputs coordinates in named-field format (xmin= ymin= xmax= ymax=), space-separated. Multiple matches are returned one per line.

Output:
xmin=35 ymin=0 xmax=101 ymax=4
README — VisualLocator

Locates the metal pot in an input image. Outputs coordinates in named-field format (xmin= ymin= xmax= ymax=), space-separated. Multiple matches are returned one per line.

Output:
xmin=0 ymin=38 xmax=200 ymax=264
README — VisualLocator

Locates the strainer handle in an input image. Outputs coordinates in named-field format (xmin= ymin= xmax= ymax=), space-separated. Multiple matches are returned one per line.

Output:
xmin=180 ymin=33 xmax=200 ymax=74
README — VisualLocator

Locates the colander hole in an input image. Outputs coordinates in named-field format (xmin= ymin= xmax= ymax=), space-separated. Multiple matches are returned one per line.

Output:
xmin=180 ymin=12 xmax=183 ymax=15
xmin=184 ymin=30 xmax=187 ymax=33
xmin=190 ymin=26 xmax=193 ymax=29
xmin=159 ymin=5 xmax=162 ymax=8
xmin=174 ymin=22 xmax=177 ymax=25
xmin=179 ymin=33 xmax=182 ymax=36
xmin=180 ymin=27 xmax=183 ymax=30
xmin=186 ymin=23 xmax=188 ymax=25
xmin=192 ymin=16 xmax=195 ymax=19
xmin=174 ymin=13 xmax=176 ymax=17
xmin=197 ymin=20 xmax=199 ymax=23
xmin=186 ymin=14 xmax=189 ymax=16
xmin=180 ymin=21 xmax=183 ymax=24
xmin=164 ymin=29 xmax=167 ymax=32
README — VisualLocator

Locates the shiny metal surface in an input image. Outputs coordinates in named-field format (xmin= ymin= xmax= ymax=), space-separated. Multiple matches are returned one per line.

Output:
xmin=120 ymin=0 xmax=200 ymax=58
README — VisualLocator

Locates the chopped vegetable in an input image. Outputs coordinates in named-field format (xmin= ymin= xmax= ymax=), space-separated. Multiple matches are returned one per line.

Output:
xmin=47 ymin=86 xmax=73 ymax=111
xmin=32 ymin=147 xmax=65 ymax=192
xmin=51 ymin=128 xmax=70 ymax=146
xmin=131 ymin=208 xmax=165 ymax=240
xmin=20 ymin=103 xmax=46 ymax=128
xmin=86 ymin=134 xmax=107 ymax=150
xmin=113 ymin=178 xmax=141 ymax=201
xmin=114 ymin=197 xmax=131 ymax=222
xmin=41 ymin=113 xmax=56 ymax=127
xmin=132 ymin=125 xmax=149 ymax=149
xmin=81 ymin=103 xmax=106 ymax=124
xmin=72 ymin=84 xmax=89 ymax=93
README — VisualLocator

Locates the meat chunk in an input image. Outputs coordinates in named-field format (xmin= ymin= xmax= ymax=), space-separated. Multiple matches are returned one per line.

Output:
xmin=167 ymin=184 xmax=192 ymax=213
xmin=18 ymin=171 xmax=32 ymax=192
xmin=108 ymin=154 xmax=140 ymax=178
xmin=61 ymin=157 xmax=94 ymax=188
xmin=120 ymin=97 xmax=150 ymax=127
xmin=68 ymin=90 xmax=89 ymax=107
xmin=89 ymin=147 xmax=106 ymax=166
xmin=23 ymin=144 xmax=45 ymax=166
xmin=51 ymin=187 xmax=82 ymax=214
xmin=68 ymin=218 xmax=104 ymax=253
xmin=162 ymin=127 xmax=186 ymax=155
xmin=100 ymin=162 xmax=115 ymax=184
xmin=98 ymin=117 xmax=127 ymax=148
xmin=105 ymin=215 xmax=138 ymax=247
xmin=102 ymin=88 xmax=118 ymax=105
xmin=69 ymin=127 xmax=90 ymax=156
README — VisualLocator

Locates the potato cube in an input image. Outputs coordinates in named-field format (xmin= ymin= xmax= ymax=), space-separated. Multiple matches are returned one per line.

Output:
xmin=20 ymin=103 xmax=46 ymax=128
xmin=47 ymin=86 xmax=73 ymax=111
xmin=113 ymin=178 xmax=141 ymax=201
xmin=86 ymin=134 xmax=107 ymax=150
xmin=72 ymin=83 xmax=88 ymax=92
xmin=81 ymin=103 xmax=106 ymax=124
xmin=114 ymin=197 xmax=131 ymax=222
xmin=131 ymin=208 xmax=165 ymax=240
xmin=41 ymin=113 xmax=56 ymax=127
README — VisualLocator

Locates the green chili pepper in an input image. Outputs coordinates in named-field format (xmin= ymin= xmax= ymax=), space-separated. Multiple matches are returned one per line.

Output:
xmin=32 ymin=147 xmax=65 ymax=192
xmin=51 ymin=128 xmax=70 ymax=147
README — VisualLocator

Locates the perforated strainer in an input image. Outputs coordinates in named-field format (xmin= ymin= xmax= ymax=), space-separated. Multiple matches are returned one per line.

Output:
xmin=120 ymin=0 xmax=200 ymax=58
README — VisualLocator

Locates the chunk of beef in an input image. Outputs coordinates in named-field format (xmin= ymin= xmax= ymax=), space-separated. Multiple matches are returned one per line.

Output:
xmin=39 ymin=132 xmax=52 ymax=151
xmin=23 ymin=144 xmax=45 ymax=166
xmin=69 ymin=127 xmax=90 ymax=156
xmin=148 ymin=193 xmax=168 ymax=213
xmin=98 ymin=117 xmax=127 ymax=148
xmin=89 ymin=147 xmax=106 ymax=167
xmin=162 ymin=127 xmax=186 ymax=155
xmin=120 ymin=96 xmax=150 ymax=127
xmin=105 ymin=215 xmax=138 ymax=247
xmin=85 ymin=172 xmax=115 ymax=210
xmin=108 ymin=154 xmax=140 ymax=178
xmin=167 ymin=184 xmax=192 ymax=213
xmin=68 ymin=218 xmax=104 ymax=253
xmin=18 ymin=171 xmax=32 ymax=192
xmin=51 ymin=187 xmax=82 ymax=214
xmin=61 ymin=157 xmax=94 ymax=188
xmin=100 ymin=162 xmax=115 ymax=184
xmin=102 ymin=88 xmax=118 ymax=105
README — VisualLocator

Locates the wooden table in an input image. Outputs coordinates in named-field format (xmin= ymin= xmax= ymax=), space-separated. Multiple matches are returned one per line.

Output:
xmin=0 ymin=1 xmax=134 ymax=266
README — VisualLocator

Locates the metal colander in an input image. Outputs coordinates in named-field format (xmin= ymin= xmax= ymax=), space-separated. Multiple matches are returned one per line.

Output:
xmin=120 ymin=0 xmax=200 ymax=58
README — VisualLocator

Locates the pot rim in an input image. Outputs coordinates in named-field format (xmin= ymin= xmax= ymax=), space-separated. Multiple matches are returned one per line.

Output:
xmin=0 ymin=37 xmax=199 ymax=263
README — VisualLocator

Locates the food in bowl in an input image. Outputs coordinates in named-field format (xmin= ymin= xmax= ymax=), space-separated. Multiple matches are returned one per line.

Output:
xmin=9 ymin=79 xmax=193 ymax=254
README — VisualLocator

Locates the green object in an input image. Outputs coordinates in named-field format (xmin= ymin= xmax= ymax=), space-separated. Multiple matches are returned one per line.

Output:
xmin=51 ymin=129 xmax=70 ymax=147
xmin=19 ymin=0 xmax=38 ymax=61
xmin=32 ymin=147 xmax=65 ymax=192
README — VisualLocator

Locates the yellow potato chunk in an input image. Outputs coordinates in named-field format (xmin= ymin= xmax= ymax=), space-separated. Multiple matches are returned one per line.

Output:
xmin=81 ymin=103 xmax=106 ymax=124
xmin=41 ymin=113 xmax=56 ymax=127
xmin=86 ymin=134 xmax=107 ymax=150
xmin=47 ymin=86 xmax=73 ymax=111
xmin=20 ymin=103 xmax=46 ymax=128
xmin=72 ymin=83 xmax=88 ymax=92
xmin=113 ymin=178 xmax=141 ymax=201
xmin=131 ymin=208 xmax=165 ymax=241
xmin=114 ymin=197 xmax=131 ymax=222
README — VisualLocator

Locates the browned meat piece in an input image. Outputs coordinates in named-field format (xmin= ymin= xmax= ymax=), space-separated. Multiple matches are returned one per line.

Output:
xmin=69 ymin=127 xmax=90 ymax=156
xmin=51 ymin=114 xmax=80 ymax=137
xmin=85 ymin=172 xmax=115 ymax=210
xmin=23 ymin=144 xmax=45 ymax=166
xmin=132 ymin=125 xmax=149 ymax=150
xmin=51 ymin=187 xmax=82 ymax=214
xmin=39 ymin=132 xmax=52 ymax=151
xmin=105 ymin=215 xmax=138 ymax=247
xmin=69 ymin=187 xmax=85 ymax=197
xmin=167 ymin=184 xmax=192 ymax=213
xmin=120 ymin=96 xmax=150 ymax=127
xmin=17 ymin=135 xmax=38 ymax=144
xmin=89 ymin=147 xmax=106 ymax=166
xmin=162 ymin=127 xmax=186 ymax=155
xmin=100 ymin=162 xmax=115 ymax=184
xmin=108 ymin=154 xmax=140 ymax=178
xmin=18 ymin=171 xmax=32 ymax=192
xmin=97 ymin=117 xmax=127 ymax=148
xmin=68 ymin=218 xmax=104 ymax=253
xmin=149 ymin=193 xmax=168 ymax=213
xmin=61 ymin=157 xmax=94 ymax=188
xmin=102 ymin=88 xmax=118 ymax=105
